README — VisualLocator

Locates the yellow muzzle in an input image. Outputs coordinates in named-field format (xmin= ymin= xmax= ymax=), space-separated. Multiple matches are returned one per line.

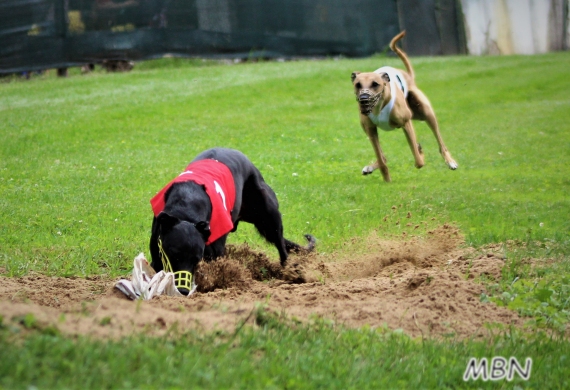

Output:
xmin=158 ymin=238 xmax=193 ymax=291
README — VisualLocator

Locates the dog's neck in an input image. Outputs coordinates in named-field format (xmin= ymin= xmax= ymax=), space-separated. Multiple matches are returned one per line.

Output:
xmin=163 ymin=181 xmax=212 ymax=224
xmin=367 ymin=67 xmax=408 ymax=125
xmin=367 ymin=83 xmax=396 ymax=130
xmin=370 ymin=85 xmax=392 ymax=114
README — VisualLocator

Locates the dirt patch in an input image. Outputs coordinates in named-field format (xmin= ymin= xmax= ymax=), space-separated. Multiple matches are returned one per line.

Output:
xmin=0 ymin=225 xmax=525 ymax=339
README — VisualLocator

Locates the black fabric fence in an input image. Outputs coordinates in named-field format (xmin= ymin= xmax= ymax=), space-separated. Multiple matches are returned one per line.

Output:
xmin=0 ymin=0 xmax=466 ymax=74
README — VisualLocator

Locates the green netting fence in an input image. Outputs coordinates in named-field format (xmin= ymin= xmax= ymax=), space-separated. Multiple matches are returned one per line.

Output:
xmin=0 ymin=0 xmax=466 ymax=74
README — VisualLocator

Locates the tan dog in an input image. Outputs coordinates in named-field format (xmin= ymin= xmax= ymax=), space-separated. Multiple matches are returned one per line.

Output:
xmin=351 ymin=31 xmax=458 ymax=182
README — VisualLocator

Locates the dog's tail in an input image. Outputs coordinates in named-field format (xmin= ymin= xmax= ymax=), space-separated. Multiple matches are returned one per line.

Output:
xmin=285 ymin=234 xmax=316 ymax=254
xmin=390 ymin=31 xmax=414 ymax=80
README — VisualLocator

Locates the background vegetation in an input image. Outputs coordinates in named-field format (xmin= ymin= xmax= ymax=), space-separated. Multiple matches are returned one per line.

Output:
xmin=1 ymin=51 xmax=569 ymax=388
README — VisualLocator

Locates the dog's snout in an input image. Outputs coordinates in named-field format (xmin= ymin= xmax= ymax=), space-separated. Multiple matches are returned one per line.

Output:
xmin=358 ymin=88 xmax=374 ymax=102
xmin=177 ymin=287 xmax=190 ymax=296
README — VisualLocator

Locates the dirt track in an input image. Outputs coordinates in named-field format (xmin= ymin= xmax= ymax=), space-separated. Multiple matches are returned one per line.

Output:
xmin=0 ymin=225 xmax=524 ymax=339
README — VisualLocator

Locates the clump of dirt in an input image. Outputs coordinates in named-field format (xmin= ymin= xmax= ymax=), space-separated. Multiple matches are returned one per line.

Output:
xmin=194 ymin=244 xmax=318 ymax=292
xmin=280 ymin=255 xmax=319 ymax=284
xmin=224 ymin=244 xmax=283 ymax=281
xmin=0 ymin=225 xmax=528 ymax=340
xmin=194 ymin=257 xmax=252 ymax=293
xmin=455 ymin=253 xmax=505 ymax=281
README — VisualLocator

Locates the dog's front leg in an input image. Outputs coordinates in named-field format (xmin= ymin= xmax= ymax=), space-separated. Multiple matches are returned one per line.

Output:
xmin=402 ymin=121 xmax=424 ymax=169
xmin=203 ymin=236 xmax=227 ymax=261
xmin=363 ymin=124 xmax=391 ymax=182
xmin=149 ymin=217 xmax=161 ymax=271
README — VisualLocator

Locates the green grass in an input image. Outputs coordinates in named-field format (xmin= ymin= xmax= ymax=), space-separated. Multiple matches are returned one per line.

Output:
xmin=1 ymin=311 xmax=569 ymax=389
xmin=1 ymin=52 xmax=570 ymax=388
xmin=481 ymin=241 xmax=570 ymax=333
xmin=1 ymin=53 xmax=569 ymax=277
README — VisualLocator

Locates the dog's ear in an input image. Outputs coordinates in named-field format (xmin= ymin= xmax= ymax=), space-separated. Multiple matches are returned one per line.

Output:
xmin=381 ymin=73 xmax=390 ymax=83
xmin=351 ymin=72 xmax=361 ymax=83
xmin=195 ymin=221 xmax=211 ymax=242
xmin=157 ymin=212 xmax=180 ymax=232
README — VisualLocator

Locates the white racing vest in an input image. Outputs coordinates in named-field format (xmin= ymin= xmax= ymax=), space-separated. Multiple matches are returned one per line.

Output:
xmin=368 ymin=66 xmax=408 ymax=130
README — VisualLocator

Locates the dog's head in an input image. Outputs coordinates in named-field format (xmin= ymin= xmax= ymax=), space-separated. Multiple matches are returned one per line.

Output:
xmin=351 ymin=71 xmax=390 ymax=115
xmin=156 ymin=212 xmax=211 ymax=295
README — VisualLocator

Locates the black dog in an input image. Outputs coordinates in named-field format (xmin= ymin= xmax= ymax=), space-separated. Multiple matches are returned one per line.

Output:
xmin=149 ymin=148 xmax=315 ymax=294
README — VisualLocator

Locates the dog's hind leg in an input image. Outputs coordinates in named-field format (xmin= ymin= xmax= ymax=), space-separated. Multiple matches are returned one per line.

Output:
xmin=424 ymin=111 xmax=458 ymax=170
xmin=243 ymin=179 xmax=315 ymax=266
xmin=402 ymin=121 xmax=425 ymax=169
xmin=408 ymin=89 xmax=458 ymax=170
xmin=253 ymin=211 xmax=289 ymax=265
xmin=241 ymin=182 xmax=289 ymax=265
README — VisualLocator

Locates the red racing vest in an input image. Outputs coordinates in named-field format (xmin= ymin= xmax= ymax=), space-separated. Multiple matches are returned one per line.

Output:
xmin=150 ymin=159 xmax=236 ymax=245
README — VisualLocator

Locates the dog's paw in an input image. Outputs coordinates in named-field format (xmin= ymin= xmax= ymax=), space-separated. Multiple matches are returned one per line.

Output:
xmin=447 ymin=160 xmax=458 ymax=170
xmin=362 ymin=165 xmax=375 ymax=175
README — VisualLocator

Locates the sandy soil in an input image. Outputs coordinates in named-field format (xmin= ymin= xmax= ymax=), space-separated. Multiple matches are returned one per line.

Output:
xmin=0 ymin=225 xmax=525 ymax=339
